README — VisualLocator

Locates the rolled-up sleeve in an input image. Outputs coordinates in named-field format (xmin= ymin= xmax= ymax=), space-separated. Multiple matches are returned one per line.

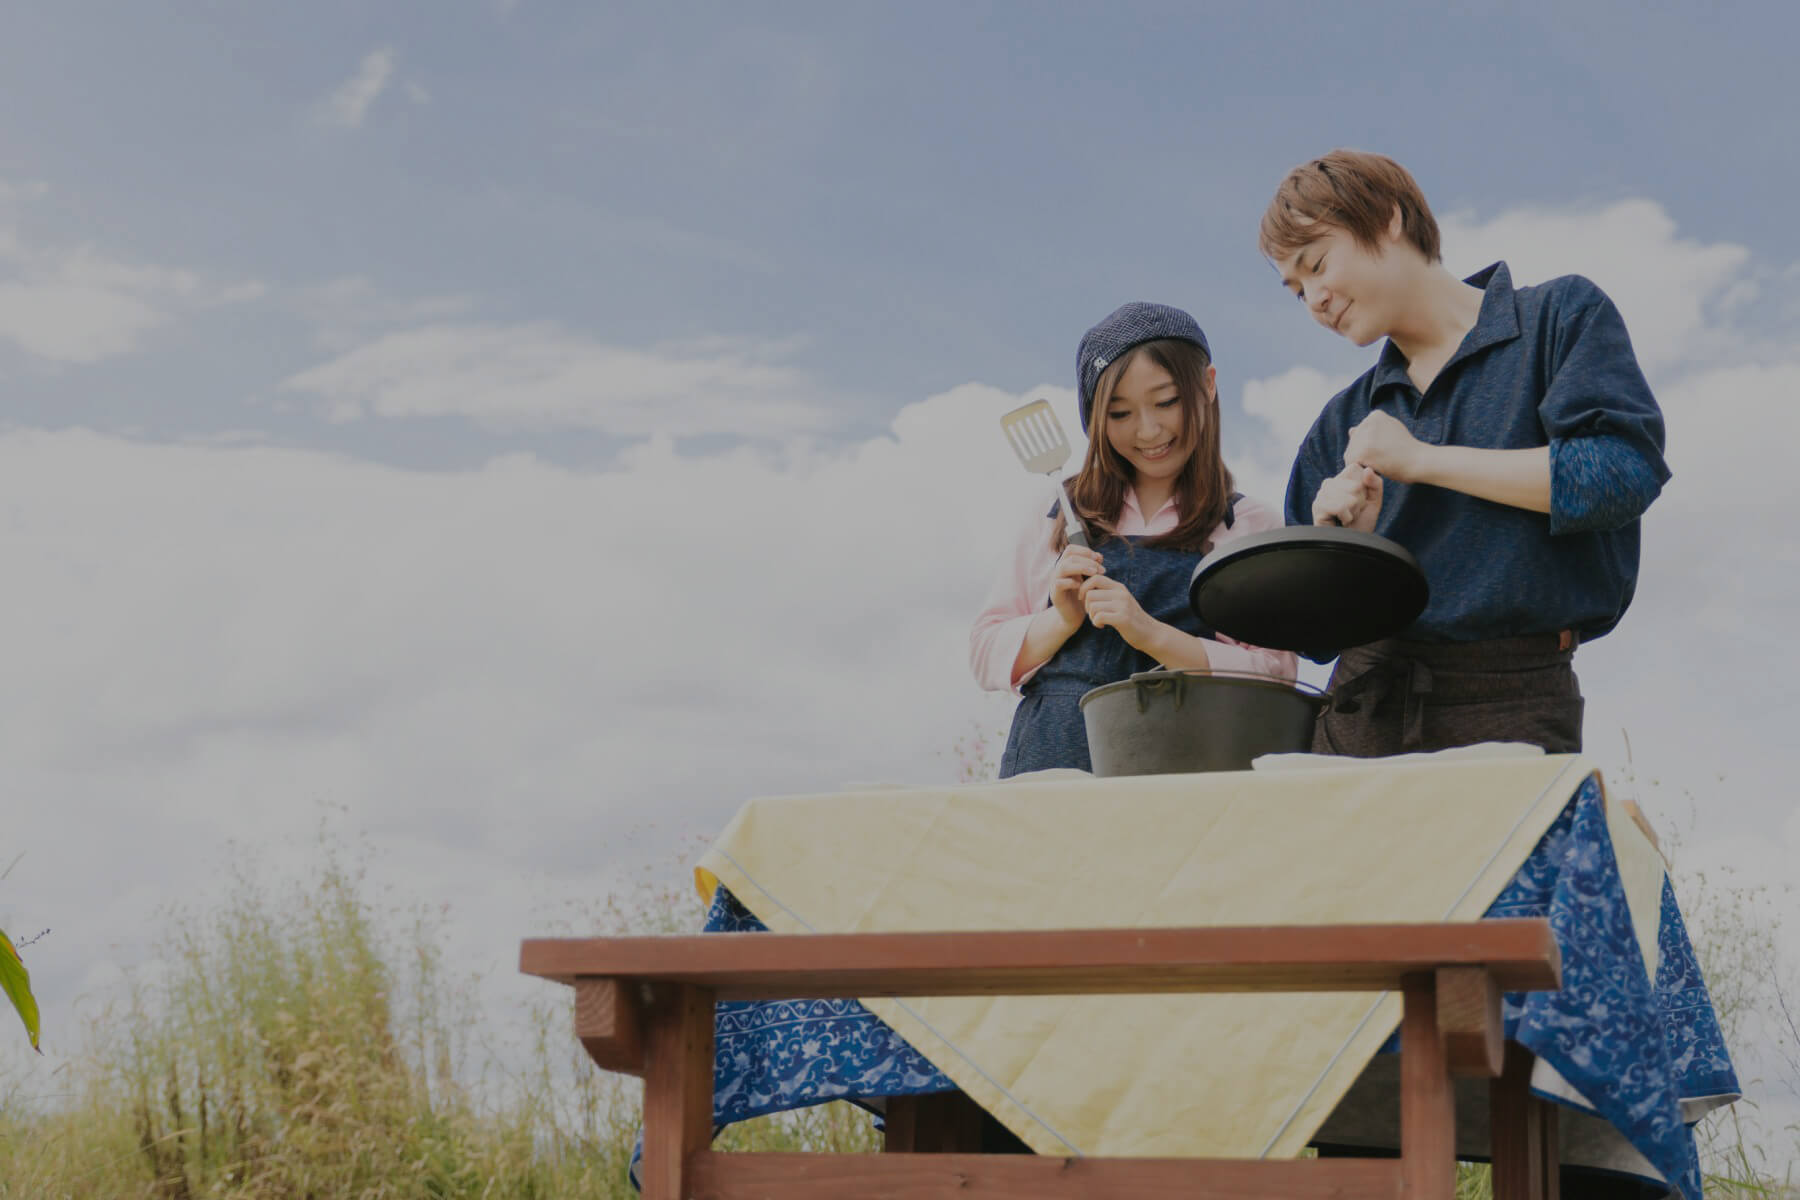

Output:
xmin=1549 ymin=434 xmax=1667 ymax=534
xmin=1205 ymin=635 xmax=1299 ymax=682
xmin=1196 ymin=498 xmax=1298 ymax=683
xmin=1537 ymin=279 xmax=1670 ymax=533
xmin=969 ymin=498 xmax=1058 ymax=694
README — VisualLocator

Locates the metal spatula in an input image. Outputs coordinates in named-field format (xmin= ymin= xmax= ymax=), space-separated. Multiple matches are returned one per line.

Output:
xmin=1000 ymin=398 xmax=1089 ymax=548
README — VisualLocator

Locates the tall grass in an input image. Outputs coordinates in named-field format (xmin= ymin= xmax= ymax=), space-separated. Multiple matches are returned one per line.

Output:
xmin=1 ymin=735 xmax=1792 ymax=1197
xmin=0 ymin=836 xmax=875 ymax=1199
xmin=1679 ymin=857 xmax=1798 ymax=1197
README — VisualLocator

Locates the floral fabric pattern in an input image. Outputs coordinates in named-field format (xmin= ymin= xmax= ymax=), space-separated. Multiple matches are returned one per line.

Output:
xmin=1483 ymin=777 xmax=1734 ymax=1198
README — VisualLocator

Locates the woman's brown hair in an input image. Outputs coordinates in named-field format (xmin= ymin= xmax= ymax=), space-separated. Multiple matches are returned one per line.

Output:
xmin=1053 ymin=338 xmax=1233 ymax=554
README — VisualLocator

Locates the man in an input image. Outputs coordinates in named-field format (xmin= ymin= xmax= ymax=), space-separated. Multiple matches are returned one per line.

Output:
xmin=1261 ymin=149 xmax=1667 ymax=758
xmin=1262 ymin=150 xmax=1676 ymax=1198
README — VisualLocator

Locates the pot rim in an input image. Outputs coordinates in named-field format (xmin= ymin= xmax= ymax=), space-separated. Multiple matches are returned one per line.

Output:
xmin=1078 ymin=669 xmax=1327 ymax=711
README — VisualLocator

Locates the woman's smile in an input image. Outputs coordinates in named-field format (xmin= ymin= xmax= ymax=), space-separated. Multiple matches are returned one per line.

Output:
xmin=1137 ymin=439 xmax=1175 ymax=461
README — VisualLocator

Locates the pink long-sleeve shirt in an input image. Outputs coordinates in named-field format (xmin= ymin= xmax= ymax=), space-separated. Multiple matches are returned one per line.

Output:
xmin=969 ymin=487 xmax=1299 ymax=694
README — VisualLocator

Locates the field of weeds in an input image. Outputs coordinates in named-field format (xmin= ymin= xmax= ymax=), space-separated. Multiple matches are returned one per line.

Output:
xmin=0 ymin=803 xmax=1792 ymax=1198
xmin=0 ymin=841 xmax=878 ymax=1200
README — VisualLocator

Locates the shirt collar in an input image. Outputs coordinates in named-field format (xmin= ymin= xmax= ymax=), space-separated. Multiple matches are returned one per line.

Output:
xmin=1370 ymin=260 xmax=1521 ymax=395
xmin=1123 ymin=487 xmax=1179 ymax=521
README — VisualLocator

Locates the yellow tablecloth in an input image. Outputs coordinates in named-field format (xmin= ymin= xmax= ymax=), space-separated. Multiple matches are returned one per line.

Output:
xmin=695 ymin=752 xmax=1662 ymax=1159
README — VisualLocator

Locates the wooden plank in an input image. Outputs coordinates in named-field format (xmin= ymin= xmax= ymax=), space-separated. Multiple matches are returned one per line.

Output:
xmin=1400 ymin=974 xmax=1456 ymax=1200
xmin=1436 ymin=966 xmax=1503 ymax=1077
xmin=638 ymin=984 xmax=715 ymax=1200
xmin=685 ymin=1151 xmax=1404 ymax=1199
xmin=520 ymin=920 xmax=1561 ymax=998
xmin=573 ymin=978 xmax=644 ymax=1075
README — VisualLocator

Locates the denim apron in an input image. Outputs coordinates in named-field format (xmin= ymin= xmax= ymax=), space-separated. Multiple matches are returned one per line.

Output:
xmin=998 ymin=497 xmax=1236 ymax=778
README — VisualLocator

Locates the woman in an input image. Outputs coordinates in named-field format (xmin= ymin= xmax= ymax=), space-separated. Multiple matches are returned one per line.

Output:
xmin=971 ymin=302 xmax=1295 ymax=777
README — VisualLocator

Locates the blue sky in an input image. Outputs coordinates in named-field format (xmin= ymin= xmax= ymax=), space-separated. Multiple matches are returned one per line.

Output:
xmin=3 ymin=1 xmax=1795 ymax=461
xmin=3 ymin=0 xmax=1799 ymax=1168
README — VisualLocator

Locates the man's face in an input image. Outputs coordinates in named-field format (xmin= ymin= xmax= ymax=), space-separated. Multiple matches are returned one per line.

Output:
xmin=1273 ymin=223 xmax=1408 ymax=348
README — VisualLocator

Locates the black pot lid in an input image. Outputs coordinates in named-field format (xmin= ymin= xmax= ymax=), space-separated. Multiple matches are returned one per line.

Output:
xmin=1188 ymin=526 xmax=1428 ymax=656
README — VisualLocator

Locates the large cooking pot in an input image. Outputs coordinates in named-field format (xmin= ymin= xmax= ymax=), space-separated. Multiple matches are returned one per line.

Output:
xmin=1076 ymin=526 xmax=1429 ymax=778
xmin=1079 ymin=670 xmax=1326 ymax=776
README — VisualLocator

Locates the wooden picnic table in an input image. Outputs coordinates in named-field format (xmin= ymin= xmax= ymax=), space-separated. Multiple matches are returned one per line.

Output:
xmin=521 ymin=918 xmax=1565 ymax=1199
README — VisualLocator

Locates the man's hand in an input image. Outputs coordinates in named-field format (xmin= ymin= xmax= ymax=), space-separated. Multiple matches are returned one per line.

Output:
xmin=1312 ymin=463 xmax=1383 ymax=531
xmin=1343 ymin=411 xmax=1428 ymax=482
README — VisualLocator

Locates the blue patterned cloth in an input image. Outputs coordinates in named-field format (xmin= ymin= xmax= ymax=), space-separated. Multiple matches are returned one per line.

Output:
xmin=630 ymin=774 xmax=1735 ymax=1198
xmin=1389 ymin=775 xmax=1734 ymax=1197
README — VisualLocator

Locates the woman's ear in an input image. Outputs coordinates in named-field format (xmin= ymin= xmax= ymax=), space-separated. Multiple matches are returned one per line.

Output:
xmin=1205 ymin=363 xmax=1218 ymax=399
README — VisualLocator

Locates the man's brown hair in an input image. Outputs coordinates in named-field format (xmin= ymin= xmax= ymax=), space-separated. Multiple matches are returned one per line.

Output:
xmin=1259 ymin=150 xmax=1441 ymax=263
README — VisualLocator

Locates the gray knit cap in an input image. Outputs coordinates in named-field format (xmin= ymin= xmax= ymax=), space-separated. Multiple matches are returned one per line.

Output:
xmin=1076 ymin=302 xmax=1211 ymax=432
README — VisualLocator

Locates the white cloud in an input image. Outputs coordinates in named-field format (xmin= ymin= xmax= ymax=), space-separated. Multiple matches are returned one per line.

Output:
xmin=1440 ymin=199 xmax=1752 ymax=373
xmin=0 ymin=190 xmax=265 ymax=364
xmin=0 ymin=282 xmax=162 ymax=363
xmin=280 ymin=322 xmax=833 ymax=436
xmin=291 ymin=276 xmax=479 ymax=351
xmin=1228 ymin=366 xmax=1358 ymax=509
xmin=1240 ymin=366 xmax=1349 ymax=452
xmin=319 ymin=49 xmax=397 ymax=129
xmin=0 ymin=391 xmax=1030 ymax=1081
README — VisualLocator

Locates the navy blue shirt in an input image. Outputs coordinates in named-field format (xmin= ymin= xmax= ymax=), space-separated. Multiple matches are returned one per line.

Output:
xmin=1285 ymin=262 xmax=1669 ymax=650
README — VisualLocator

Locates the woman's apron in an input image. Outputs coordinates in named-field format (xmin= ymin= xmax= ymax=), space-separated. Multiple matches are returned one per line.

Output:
xmin=998 ymin=499 xmax=1236 ymax=779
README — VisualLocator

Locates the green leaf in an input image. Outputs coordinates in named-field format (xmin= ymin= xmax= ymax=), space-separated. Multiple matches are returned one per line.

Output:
xmin=0 ymin=927 xmax=40 ymax=1052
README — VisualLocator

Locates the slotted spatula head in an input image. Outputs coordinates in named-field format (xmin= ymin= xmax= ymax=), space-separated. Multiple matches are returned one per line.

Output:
xmin=1001 ymin=398 xmax=1089 ymax=547
xmin=1000 ymin=398 xmax=1072 ymax=475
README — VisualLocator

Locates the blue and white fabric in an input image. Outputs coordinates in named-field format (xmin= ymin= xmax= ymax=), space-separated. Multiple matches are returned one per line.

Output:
xmin=630 ymin=773 xmax=1736 ymax=1197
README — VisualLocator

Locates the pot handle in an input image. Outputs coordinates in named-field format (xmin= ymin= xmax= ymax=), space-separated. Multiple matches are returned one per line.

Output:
xmin=1125 ymin=667 xmax=1186 ymax=713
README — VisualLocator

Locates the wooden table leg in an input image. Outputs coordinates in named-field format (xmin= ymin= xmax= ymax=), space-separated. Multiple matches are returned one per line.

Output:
xmin=883 ymin=1091 xmax=986 ymax=1153
xmin=639 ymin=983 xmax=715 ymax=1200
xmin=883 ymin=1095 xmax=920 ymax=1152
xmin=1537 ymin=1086 xmax=1560 ymax=1200
xmin=937 ymin=1091 xmax=988 ymax=1152
xmin=1491 ymin=1040 xmax=1560 ymax=1200
xmin=1401 ymin=973 xmax=1456 ymax=1200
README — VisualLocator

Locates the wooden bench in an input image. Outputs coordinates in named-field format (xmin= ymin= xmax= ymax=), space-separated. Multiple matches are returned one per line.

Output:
xmin=520 ymin=920 xmax=1564 ymax=1199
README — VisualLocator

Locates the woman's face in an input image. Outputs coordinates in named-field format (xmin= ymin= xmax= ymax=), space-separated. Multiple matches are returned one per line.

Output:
xmin=1102 ymin=352 xmax=1210 ymax=484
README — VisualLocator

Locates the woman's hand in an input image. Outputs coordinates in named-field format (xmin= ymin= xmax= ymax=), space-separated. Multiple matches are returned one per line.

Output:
xmin=1312 ymin=463 xmax=1383 ymax=530
xmin=1049 ymin=545 xmax=1105 ymax=631
xmin=1078 ymin=575 xmax=1157 ymax=648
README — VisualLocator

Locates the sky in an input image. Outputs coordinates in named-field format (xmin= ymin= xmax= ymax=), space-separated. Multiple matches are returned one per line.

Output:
xmin=2 ymin=0 xmax=1798 ymax=1165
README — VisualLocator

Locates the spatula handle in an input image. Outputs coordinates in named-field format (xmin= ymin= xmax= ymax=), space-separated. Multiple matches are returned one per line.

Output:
xmin=1060 ymin=479 xmax=1089 ymax=548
